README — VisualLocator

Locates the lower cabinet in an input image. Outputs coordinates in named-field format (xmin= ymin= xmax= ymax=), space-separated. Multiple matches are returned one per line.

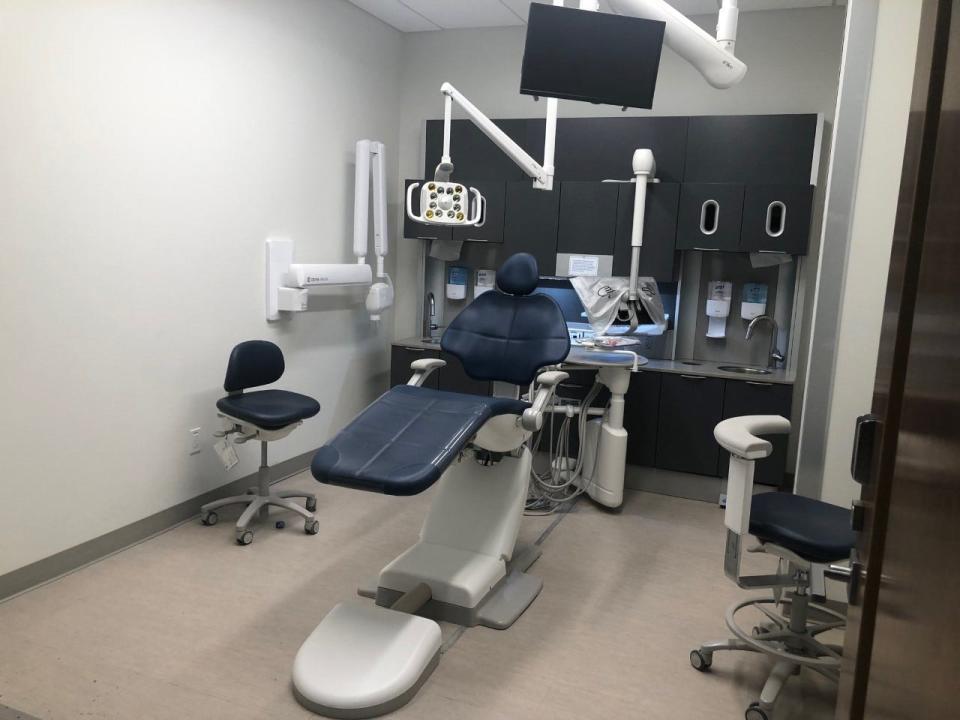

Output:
xmin=655 ymin=374 xmax=725 ymax=476
xmin=390 ymin=345 xmax=490 ymax=396
xmin=721 ymin=380 xmax=793 ymax=488
xmin=624 ymin=370 xmax=661 ymax=467
xmin=438 ymin=351 xmax=491 ymax=396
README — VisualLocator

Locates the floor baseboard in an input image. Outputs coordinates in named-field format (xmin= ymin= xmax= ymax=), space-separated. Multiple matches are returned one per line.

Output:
xmin=0 ymin=449 xmax=316 ymax=603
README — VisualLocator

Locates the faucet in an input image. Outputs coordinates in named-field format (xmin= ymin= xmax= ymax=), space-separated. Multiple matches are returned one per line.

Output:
xmin=745 ymin=315 xmax=784 ymax=368
xmin=422 ymin=291 xmax=437 ymax=339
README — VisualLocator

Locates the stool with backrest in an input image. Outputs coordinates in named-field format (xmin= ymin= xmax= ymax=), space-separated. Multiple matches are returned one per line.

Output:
xmin=689 ymin=415 xmax=858 ymax=720
xmin=200 ymin=340 xmax=321 ymax=545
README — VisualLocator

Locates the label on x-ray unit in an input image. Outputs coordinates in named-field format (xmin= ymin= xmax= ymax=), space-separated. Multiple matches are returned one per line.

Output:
xmin=214 ymin=438 xmax=239 ymax=471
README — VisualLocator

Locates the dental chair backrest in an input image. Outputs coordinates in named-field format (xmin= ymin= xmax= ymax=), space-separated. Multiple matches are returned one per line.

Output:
xmin=223 ymin=340 xmax=285 ymax=394
xmin=441 ymin=253 xmax=570 ymax=386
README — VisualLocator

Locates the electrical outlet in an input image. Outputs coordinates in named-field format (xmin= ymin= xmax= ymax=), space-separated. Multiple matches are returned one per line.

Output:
xmin=188 ymin=427 xmax=202 ymax=455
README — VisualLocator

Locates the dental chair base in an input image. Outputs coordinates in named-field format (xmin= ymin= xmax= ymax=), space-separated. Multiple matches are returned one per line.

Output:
xmin=292 ymin=447 xmax=544 ymax=718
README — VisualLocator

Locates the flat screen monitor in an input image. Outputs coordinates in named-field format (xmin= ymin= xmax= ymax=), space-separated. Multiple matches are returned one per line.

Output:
xmin=520 ymin=4 xmax=665 ymax=110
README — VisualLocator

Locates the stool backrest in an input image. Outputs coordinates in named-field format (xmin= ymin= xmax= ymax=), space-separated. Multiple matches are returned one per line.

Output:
xmin=224 ymin=340 xmax=285 ymax=393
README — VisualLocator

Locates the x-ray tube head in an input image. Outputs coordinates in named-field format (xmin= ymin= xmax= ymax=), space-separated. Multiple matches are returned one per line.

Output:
xmin=608 ymin=0 xmax=747 ymax=89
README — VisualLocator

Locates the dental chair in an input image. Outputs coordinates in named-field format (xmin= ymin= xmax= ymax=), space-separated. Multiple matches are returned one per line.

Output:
xmin=200 ymin=340 xmax=321 ymax=545
xmin=690 ymin=415 xmax=857 ymax=720
xmin=292 ymin=253 xmax=570 ymax=718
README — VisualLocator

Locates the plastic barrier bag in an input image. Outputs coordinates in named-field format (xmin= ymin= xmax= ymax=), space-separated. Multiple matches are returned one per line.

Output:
xmin=570 ymin=276 xmax=667 ymax=337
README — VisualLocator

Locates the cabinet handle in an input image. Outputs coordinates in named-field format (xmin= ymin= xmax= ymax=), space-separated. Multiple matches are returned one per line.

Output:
xmin=405 ymin=347 xmax=427 ymax=352
xmin=746 ymin=381 xmax=774 ymax=387
xmin=416 ymin=235 xmax=440 ymax=241
xmin=766 ymin=201 xmax=787 ymax=237
xmin=700 ymin=199 xmax=720 ymax=235
xmin=758 ymin=249 xmax=787 ymax=255
xmin=693 ymin=247 xmax=720 ymax=252
xmin=680 ymin=374 xmax=706 ymax=380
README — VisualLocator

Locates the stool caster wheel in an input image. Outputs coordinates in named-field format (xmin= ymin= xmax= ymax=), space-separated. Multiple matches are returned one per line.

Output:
xmin=689 ymin=649 xmax=712 ymax=671
xmin=304 ymin=519 xmax=320 ymax=535
xmin=275 ymin=521 xmax=286 ymax=530
xmin=745 ymin=702 xmax=770 ymax=720
xmin=305 ymin=497 xmax=317 ymax=512
xmin=201 ymin=511 xmax=219 ymax=527
xmin=236 ymin=530 xmax=254 ymax=546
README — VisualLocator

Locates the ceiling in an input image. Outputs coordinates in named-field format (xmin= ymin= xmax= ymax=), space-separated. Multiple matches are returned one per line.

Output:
xmin=346 ymin=0 xmax=846 ymax=33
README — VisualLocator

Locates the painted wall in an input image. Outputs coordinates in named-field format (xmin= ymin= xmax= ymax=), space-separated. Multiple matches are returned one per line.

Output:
xmin=0 ymin=0 xmax=402 ymax=576
xmin=815 ymin=0 xmax=923 ymax=507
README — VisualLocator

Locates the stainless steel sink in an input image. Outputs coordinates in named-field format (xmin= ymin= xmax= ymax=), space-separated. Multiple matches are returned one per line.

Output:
xmin=717 ymin=365 xmax=772 ymax=375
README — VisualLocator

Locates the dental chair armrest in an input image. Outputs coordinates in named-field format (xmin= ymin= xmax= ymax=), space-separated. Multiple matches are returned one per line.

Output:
xmin=521 ymin=370 xmax=569 ymax=432
xmin=715 ymin=415 xmax=791 ymax=459
xmin=407 ymin=358 xmax=446 ymax=387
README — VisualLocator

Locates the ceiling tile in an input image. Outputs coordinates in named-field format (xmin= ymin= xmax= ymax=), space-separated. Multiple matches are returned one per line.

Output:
xmin=400 ymin=0 xmax=526 ymax=29
xmin=348 ymin=0 xmax=440 ymax=31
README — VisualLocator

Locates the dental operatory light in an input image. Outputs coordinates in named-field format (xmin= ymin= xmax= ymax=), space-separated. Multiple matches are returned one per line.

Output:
xmin=266 ymin=140 xmax=393 ymax=322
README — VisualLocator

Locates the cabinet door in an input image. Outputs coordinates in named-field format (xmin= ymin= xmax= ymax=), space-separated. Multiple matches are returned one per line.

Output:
xmin=452 ymin=181 xmax=506 ymax=245
xmin=721 ymin=380 xmax=793 ymax=488
xmin=613 ymin=182 xmax=680 ymax=281
xmin=655 ymin=373 xmax=725 ymax=476
xmin=556 ymin=182 xmax=619 ymax=256
xmin=684 ymin=115 xmax=820 ymax=185
xmin=740 ymin=184 xmax=814 ymax=255
xmin=438 ymin=351 xmax=491 ymax=396
xmin=624 ymin=370 xmax=662 ymax=467
xmin=403 ymin=179 xmax=452 ymax=242
xmin=500 ymin=182 xmax=561 ymax=274
xmin=676 ymin=183 xmax=744 ymax=252
xmin=390 ymin=345 xmax=439 ymax=390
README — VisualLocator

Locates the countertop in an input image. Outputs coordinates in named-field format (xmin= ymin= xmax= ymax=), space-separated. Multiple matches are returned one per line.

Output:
xmin=393 ymin=337 xmax=794 ymax=385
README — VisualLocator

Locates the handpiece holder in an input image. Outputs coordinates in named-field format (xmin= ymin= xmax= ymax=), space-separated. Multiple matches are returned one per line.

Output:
xmin=406 ymin=180 xmax=485 ymax=227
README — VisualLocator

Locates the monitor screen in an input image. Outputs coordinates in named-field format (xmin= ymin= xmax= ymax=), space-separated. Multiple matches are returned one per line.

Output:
xmin=520 ymin=4 xmax=665 ymax=110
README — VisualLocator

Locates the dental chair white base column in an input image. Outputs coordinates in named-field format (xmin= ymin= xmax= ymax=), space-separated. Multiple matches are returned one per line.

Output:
xmin=292 ymin=444 xmax=542 ymax=718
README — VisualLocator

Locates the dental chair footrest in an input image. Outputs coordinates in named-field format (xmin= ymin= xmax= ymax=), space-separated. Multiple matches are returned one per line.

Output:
xmin=292 ymin=602 xmax=442 ymax=719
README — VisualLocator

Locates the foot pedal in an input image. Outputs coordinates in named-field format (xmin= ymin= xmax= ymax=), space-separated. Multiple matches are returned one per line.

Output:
xmin=293 ymin=603 xmax=441 ymax=718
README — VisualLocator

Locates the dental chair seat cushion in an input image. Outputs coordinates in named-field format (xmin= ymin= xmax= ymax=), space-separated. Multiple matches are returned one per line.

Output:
xmin=311 ymin=385 xmax=529 ymax=496
xmin=217 ymin=390 xmax=321 ymax=430
xmin=750 ymin=492 xmax=857 ymax=563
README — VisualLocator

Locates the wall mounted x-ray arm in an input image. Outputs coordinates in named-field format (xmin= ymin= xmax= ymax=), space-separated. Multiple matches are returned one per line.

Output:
xmin=353 ymin=139 xmax=388 ymax=279
xmin=608 ymin=0 xmax=746 ymax=89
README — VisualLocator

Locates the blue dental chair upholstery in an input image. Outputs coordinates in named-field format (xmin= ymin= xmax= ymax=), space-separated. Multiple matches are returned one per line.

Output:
xmin=311 ymin=253 xmax=570 ymax=495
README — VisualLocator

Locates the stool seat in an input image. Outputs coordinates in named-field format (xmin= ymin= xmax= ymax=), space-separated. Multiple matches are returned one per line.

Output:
xmin=750 ymin=492 xmax=856 ymax=563
xmin=217 ymin=389 xmax=320 ymax=430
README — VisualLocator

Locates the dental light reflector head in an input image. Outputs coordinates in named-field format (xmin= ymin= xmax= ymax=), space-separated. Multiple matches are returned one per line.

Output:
xmin=406 ymin=180 xmax=485 ymax=227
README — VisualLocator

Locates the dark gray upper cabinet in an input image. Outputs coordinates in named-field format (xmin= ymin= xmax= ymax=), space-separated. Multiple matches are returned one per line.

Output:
xmin=425 ymin=119 xmax=537 ymax=181
xmin=613 ymin=182 xmax=680 ymax=281
xmin=403 ymin=179 xmax=452 ymax=242
xmin=721 ymin=380 xmax=793 ymax=488
xmin=676 ymin=183 xmax=744 ymax=251
xmin=452 ymin=180 xmax=506 ymax=244
xmin=553 ymin=116 xmax=688 ymax=183
xmin=740 ymin=184 xmax=814 ymax=255
xmin=684 ymin=115 xmax=819 ymax=184
xmin=656 ymin=373 xmax=725 ymax=476
xmin=501 ymin=182 xmax=561 ymax=274
xmin=556 ymin=182 xmax=619 ymax=256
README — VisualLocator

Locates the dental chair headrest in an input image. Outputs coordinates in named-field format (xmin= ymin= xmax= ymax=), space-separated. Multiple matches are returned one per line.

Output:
xmin=496 ymin=253 xmax=539 ymax=296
